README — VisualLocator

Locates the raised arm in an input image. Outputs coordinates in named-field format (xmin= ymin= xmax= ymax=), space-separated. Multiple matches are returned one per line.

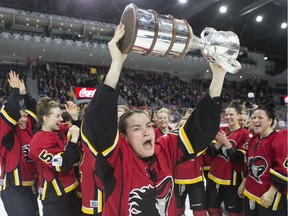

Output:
xmin=19 ymin=78 xmax=38 ymax=125
xmin=208 ymin=62 xmax=227 ymax=98
xmin=82 ymin=23 xmax=127 ymax=154
xmin=104 ymin=23 xmax=127 ymax=89
xmin=180 ymin=63 xmax=227 ymax=156
xmin=0 ymin=72 xmax=22 ymax=150
xmin=2 ymin=71 xmax=22 ymax=122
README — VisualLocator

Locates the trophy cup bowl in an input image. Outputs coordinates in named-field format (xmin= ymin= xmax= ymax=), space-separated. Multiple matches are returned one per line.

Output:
xmin=118 ymin=3 xmax=241 ymax=74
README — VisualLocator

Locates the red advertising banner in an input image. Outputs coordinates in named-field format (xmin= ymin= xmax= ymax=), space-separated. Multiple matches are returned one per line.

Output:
xmin=75 ymin=87 xmax=96 ymax=99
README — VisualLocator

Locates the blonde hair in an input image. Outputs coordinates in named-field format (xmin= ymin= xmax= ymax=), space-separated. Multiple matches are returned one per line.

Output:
xmin=117 ymin=105 xmax=130 ymax=113
xmin=156 ymin=108 xmax=170 ymax=117
xmin=37 ymin=96 xmax=58 ymax=125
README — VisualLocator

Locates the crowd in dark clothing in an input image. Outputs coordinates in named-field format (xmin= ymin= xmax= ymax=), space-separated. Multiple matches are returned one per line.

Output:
xmin=0 ymin=62 xmax=287 ymax=126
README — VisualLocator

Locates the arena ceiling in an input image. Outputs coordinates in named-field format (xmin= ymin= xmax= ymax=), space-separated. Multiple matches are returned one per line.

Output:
xmin=0 ymin=0 xmax=287 ymax=76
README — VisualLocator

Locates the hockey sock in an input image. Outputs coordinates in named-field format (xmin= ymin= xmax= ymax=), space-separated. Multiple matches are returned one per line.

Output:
xmin=207 ymin=207 xmax=222 ymax=216
xmin=193 ymin=209 xmax=208 ymax=216
xmin=176 ymin=207 xmax=185 ymax=216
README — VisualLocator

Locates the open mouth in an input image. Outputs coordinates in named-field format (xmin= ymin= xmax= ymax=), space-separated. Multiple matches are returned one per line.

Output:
xmin=143 ymin=140 xmax=152 ymax=149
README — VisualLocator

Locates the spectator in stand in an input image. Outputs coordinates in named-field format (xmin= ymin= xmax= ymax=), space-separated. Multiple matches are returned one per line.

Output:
xmin=29 ymin=97 xmax=81 ymax=216
xmin=206 ymin=100 xmax=252 ymax=216
xmin=82 ymin=23 xmax=227 ymax=215
xmin=0 ymin=71 xmax=39 ymax=216
xmin=239 ymin=106 xmax=287 ymax=216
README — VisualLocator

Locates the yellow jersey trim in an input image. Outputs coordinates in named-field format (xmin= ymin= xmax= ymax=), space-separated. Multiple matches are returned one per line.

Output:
xmin=26 ymin=109 xmax=38 ymax=121
xmin=1 ymin=107 xmax=17 ymax=125
xmin=269 ymin=168 xmax=288 ymax=182
xmin=175 ymin=176 xmax=203 ymax=184
xmin=208 ymin=173 xmax=231 ymax=185
xmin=81 ymin=125 xmax=98 ymax=157
xmin=102 ymin=131 xmax=119 ymax=157
xmin=64 ymin=179 xmax=79 ymax=193
xmin=179 ymin=126 xmax=194 ymax=154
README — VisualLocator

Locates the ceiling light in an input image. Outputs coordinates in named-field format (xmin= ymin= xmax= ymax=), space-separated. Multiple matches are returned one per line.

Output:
xmin=281 ymin=22 xmax=287 ymax=29
xmin=36 ymin=19 xmax=39 ymax=22
xmin=264 ymin=56 xmax=268 ymax=60
xmin=219 ymin=6 xmax=227 ymax=13
xmin=179 ymin=0 xmax=187 ymax=4
xmin=0 ymin=15 xmax=3 ymax=18
xmin=256 ymin=16 xmax=262 ymax=22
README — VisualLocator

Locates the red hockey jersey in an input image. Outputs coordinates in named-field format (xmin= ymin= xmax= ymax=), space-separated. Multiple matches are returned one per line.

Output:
xmin=243 ymin=131 xmax=286 ymax=210
xmin=174 ymin=155 xmax=204 ymax=184
xmin=79 ymin=140 xmax=104 ymax=214
xmin=29 ymin=124 xmax=79 ymax=200
xmin=269 ymin=129 xmax=288 ymax=196
xmin=0 ymin=89 xmax=37 ymax=190
xmin=208 ymin=126 xmax=251 ymax=185
xmin=82 ymin=82 xmax=222 ymax=216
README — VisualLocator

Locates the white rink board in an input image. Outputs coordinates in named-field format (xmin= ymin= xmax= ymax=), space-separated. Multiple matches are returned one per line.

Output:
xmin=0 ymin=196 xmax=194 ymax=216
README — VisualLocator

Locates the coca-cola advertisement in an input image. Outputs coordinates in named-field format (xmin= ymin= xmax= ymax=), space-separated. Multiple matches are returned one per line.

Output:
xmin=75 ymin=87 xmax=97 ymax=99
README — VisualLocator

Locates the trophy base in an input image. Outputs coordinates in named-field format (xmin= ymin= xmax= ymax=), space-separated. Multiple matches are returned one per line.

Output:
xmin=118 ymin=4 xmax=138 ymax=54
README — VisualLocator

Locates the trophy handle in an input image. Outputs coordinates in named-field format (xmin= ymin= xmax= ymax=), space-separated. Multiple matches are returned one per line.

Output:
xmin=214 ymin=56 xmax=242 ymax=74
xmin=200 ymin=27 xmax=217 ymax=39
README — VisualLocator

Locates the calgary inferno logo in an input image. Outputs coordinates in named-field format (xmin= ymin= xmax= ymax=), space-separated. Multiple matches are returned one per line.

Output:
xmin=248 ymin=156 xmax=268 ymax=183
xmin=128 ymin=176 xmax=173 ymax=216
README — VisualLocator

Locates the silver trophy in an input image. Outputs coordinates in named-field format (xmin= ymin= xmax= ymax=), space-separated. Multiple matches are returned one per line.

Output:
xmin=118 ymin=3 xmax=241 ymax=74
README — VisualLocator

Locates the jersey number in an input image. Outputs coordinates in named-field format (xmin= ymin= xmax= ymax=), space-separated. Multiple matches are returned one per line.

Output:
xmin=39 ymin=150 xmax=53 ymax=164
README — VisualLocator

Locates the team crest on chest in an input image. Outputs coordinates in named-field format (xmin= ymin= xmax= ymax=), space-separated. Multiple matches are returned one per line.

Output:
xmin=128 ymin=176 xmax=173 ymax=216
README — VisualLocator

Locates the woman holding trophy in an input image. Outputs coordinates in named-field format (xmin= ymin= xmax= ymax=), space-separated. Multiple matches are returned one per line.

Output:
xmin=81 ymin=21 xmax=230 ymax=215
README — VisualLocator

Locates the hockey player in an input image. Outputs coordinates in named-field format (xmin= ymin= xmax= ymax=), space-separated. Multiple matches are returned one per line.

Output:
xmin=29 ymin=97 xmax=81 ymax=216
xmin=241 ymin=106 xmax=287 ymax=216
xmin=174 ymin=109 xmax=208 ymax=216
xmin=206 ymin=100 xmax=251 ymax=216
xmin=82 ymin=23 xmax=228 ymax=216
xmin=0 ymin=71 xmax=39 ymax=216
